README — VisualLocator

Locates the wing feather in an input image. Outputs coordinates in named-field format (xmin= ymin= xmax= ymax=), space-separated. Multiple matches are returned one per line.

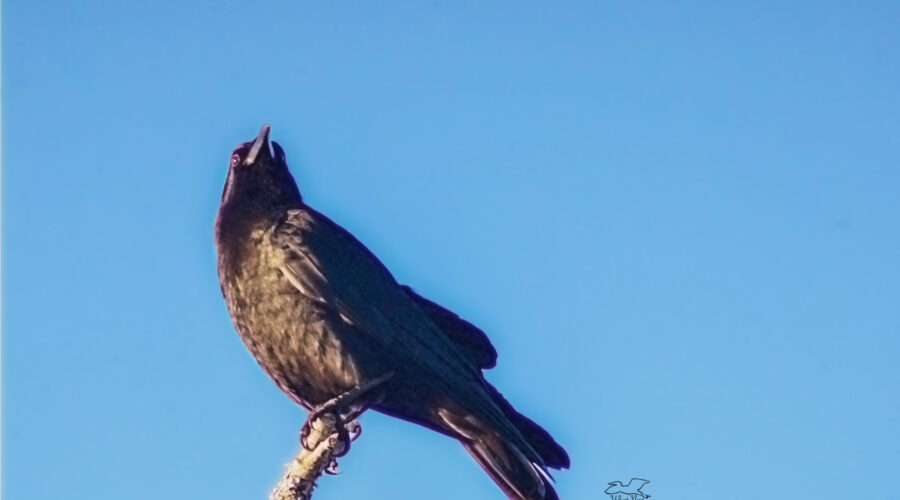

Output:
xmin=272 ymin=208 xmax=484 ymax=388
xmin=401 ymin=286 xmax=498 ymax=369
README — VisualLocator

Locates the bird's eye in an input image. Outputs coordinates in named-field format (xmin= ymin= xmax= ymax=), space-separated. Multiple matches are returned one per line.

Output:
xmin=230 ymin=154 xmax=241 ymax=167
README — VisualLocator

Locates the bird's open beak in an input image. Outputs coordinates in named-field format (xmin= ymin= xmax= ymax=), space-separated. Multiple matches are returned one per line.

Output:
xmin=244 ymin=124 xmax=275 ymax=164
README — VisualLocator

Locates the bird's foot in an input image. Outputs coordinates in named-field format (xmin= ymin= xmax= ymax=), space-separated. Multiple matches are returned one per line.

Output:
xmin=331 ymin=420 xmax=361 ymax=458
xmin=322 ymin=421 xmax=362 ymax=475
xmin=299 ymin=373 xmax=392 ymax=451
xmin=297 ymin=418 xmax=361 ymax=477
xmin=299 ymin=374 xmax=390 ymax=452
xmin=299 ymin=405 xmax=356 ymax=451
xmin=299 ymin=413 xmax=362 ymax=455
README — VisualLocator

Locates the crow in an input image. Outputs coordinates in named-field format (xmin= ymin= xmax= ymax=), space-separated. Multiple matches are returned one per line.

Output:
xmin=215 ymin=125 xmax=569 ymax=500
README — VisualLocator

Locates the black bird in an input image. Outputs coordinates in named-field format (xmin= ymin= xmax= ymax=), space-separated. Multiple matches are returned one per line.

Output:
xmin=215 ymin=125 xmax=569 ymax=500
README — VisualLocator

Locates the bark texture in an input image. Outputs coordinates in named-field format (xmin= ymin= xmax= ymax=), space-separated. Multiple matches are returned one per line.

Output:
xmin=269 ymin=414 xmax=352 ymax=500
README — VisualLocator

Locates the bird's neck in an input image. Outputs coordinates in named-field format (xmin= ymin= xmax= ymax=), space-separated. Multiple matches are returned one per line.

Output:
xmin=216 ymin=185 xmax=299 ymax=252
xmin=216 ymin=165 xmax=303 ymax=266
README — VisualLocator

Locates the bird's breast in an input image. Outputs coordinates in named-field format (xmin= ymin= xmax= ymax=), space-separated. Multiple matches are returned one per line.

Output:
xmin=218 ymin=239 xmax=364 ymax=407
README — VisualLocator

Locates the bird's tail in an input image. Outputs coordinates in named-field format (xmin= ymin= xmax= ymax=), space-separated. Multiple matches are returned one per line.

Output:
xmin=465 ymin=430 xmax=560 ymax=500
xmin=438 ymin=401 xmax=567 ymax=500
xmin=485 ymin=382 xmax=570 ymax=470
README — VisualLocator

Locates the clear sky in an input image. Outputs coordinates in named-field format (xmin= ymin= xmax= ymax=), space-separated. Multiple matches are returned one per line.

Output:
xmin=3 ymin=2 xmax=899 ymax=499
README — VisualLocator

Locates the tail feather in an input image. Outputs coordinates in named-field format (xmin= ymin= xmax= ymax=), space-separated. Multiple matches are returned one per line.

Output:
xmin=439 ymin=408 xmax=561 ymax=500
xmin=464 ymin=432 xmax=559 ymax=500
xmin=486 ymin=383 xmax=570 ymax=469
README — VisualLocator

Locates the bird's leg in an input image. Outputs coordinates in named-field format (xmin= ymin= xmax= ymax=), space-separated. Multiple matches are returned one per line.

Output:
xmin=300 ymin=372 xmax=393 ymax=453
xmin=306 ymin=372 xmax=394 ymax=427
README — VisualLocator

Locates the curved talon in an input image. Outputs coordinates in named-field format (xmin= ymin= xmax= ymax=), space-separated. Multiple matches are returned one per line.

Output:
xmin=299 ymin=424 xmax=313 ymax=451
xmin=331 ymin=423 xmax=352 ymax=458
xmin=324 ymin=458 xmax=341 ymax=475
xmin=346 ymin=420 xmax=362 ymax=441
xmin=305 ymin=406 xmax=331 ymax=428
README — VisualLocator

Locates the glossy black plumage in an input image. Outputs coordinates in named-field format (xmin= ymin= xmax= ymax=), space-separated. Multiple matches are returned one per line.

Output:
xmin=215 ymin=125 xmax=569 ymax=500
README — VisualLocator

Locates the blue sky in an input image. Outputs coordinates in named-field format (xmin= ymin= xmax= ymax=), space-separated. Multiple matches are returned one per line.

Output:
xmin=3 ymin=2 xmax=899 ymax=499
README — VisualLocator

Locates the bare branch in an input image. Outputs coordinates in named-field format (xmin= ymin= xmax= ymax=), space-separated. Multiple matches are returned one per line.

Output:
xmin=269 ymin=414 xmax=349 ymax=500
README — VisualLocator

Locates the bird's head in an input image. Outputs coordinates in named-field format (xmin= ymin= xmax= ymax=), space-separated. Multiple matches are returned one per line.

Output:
xmin=230 ymin=124 xmax=284 ymax=168
xmin=221 ymin=124 xmax=301 ymax=207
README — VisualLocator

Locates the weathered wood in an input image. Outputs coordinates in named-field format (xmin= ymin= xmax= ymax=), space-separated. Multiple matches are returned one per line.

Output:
xmin=269 ymin=414 xmax=351 ymax=500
